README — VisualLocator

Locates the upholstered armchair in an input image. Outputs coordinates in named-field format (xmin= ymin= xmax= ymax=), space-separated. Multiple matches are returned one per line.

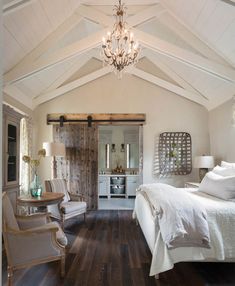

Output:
xmin=45 ymin=179 xmax=87 ymax=230
xmin=2 ymin=192 xmax=67 ymax=286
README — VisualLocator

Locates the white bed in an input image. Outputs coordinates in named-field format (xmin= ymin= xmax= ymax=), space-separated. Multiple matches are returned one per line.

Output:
xmin=133 ymin=185 xmax=235 ymax=277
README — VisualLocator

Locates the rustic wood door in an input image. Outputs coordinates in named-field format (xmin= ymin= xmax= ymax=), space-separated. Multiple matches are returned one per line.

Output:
xmin=53 ymin=124 xmax=98 ymax=210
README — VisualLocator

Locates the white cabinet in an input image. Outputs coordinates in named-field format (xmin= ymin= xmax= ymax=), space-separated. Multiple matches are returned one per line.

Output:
xmin=98 ymin=176 xmax=110 ymax=197
xmin=99 ymin=175 xmax=140 ymax=198
xmin=126 ymin=176 xmax=140 ymax=197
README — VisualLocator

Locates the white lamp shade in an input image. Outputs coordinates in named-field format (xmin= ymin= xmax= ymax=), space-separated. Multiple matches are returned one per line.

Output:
xmin=194 ymin=156 xmax=214 ymax=169
xmin=43 ymin=142 xmax=65 ymax=157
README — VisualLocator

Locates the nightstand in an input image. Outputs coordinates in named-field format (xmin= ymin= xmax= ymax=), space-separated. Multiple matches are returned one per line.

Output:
xmin=185 ymin=182 xmax=200 ymax=188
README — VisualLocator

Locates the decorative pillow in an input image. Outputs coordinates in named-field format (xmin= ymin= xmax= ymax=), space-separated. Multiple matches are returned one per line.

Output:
xmin=212 ymin=165 xmax=235 ymax=177
xmin=221 ymin=161 xmax=235 ymax=168
xmin=199 ymin=171 xmax=235 ymax=200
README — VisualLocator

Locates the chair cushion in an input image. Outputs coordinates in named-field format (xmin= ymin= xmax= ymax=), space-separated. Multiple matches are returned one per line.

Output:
xmin=2 ymin=193 xmax=19 ymax=230
xmin=50 ymin=179 xmax=70 ymax=202
xmin=35 ymin=221 xmax=68 ymax=246
xmin=60 ymin=201 xmax=87 ymax=214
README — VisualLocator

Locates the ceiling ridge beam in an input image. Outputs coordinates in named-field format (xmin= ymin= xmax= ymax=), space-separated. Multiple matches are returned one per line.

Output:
xmin=4 ymin=8 xmax=83 ymax=84
xmin=33 ymin=66 xmax=110 ymax=108
xmin=4 ymin=28 xmax=108 ymax=85
xmin=157 ymin=11 xmax=230 ymax=66
xmin=134 ymin=28 xmax=235 ymax=83
xmin=129 ymin=67 xmax=209 ymax=108
xmin=78 ymin=4 xmax=165 ymax=28
xmin=79 ymin=0 xmax=159 ymax=5
xmin=160 ymin=1 xmax=235 ymax=68
xmin=143 ymin=49 xmax=208 ymax=100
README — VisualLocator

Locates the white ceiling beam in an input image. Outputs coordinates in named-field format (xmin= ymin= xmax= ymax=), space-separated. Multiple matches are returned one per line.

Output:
xmin=3 ymin=85 xmax=33 ymax=109
xmin=4 ymin=28 xmax=108 ymax=85
xmin=3 ymin=0 xmax=36 ymax=15
xmin=133 ymin=29 xmax=235 ymax=83
xmin=160 ymin=1 xmax=235 ymax=67
xmin=43 ymin=53 xmax=93 ymax=93
xmin=129 ymin=67 xmax=209 ymax=108
xmin=157 ymin=12 xmax=229 ymax=66
xmin=4 ymin=9 xmax=83 ymax=85
xmin=143 ymin=49 xmax=208 ymax=100
xmin=128 ymin=4 xmax=165 ymax=27
xmin=77 ymin=5 xmax=112 ymax=26
xmin=33 ymin=66 xmax=110 ymax=107
xmin=4 ymin=3 xmax=235 ymax=86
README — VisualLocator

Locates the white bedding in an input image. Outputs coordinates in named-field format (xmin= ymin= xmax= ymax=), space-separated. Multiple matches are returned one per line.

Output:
xmin=137 ymin=184 xmax=210 ymax=249
xmin=133 ymin=185 xmax=235 ymax=276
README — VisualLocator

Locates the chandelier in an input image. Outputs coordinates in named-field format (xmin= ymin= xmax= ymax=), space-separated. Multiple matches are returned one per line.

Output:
xmin=101 ymin=0 xmax=140 ymax=78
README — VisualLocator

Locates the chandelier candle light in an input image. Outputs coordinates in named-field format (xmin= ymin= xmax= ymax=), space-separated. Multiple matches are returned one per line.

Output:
xmin=101 ymin=0 xmax=140 ymax=78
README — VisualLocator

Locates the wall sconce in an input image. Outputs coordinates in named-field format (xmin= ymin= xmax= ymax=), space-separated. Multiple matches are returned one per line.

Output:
xmin=120 ymin=143 xmax=125 ymax=152
xmin=111 ymin=144 xmax=116 ymax=152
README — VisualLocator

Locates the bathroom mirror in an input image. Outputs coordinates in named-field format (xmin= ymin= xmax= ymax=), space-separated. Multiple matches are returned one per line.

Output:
xmin=98 ymin=143 xmax=110 ymax=170
xmin=126 ymin=143 xmax=139 ymax=169
xmin=99 ymin=126 xmax=140 ymax=172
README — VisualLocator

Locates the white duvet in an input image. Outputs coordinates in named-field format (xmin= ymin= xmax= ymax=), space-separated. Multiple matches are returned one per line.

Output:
xmin=133 ymin=184 xmax=235 ymax=276
xmin=137 ymin=183 xmax=210 ymax=249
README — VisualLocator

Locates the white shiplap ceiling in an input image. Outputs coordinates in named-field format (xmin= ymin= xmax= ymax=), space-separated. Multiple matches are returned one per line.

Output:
xmin=3 ymin=0 xmax=235 ymax=110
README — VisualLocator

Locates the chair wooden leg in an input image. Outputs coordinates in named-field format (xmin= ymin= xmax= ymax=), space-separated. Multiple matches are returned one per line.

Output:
xmin=61 ymin=254 xmax=65 ymax=278
xmin=84 ymin=213 xmax=86 ymax=222
xmin=7 ymin=266 xmax=13 ymax=286
xmin=61 ymin=216 xmax=65 ymax=231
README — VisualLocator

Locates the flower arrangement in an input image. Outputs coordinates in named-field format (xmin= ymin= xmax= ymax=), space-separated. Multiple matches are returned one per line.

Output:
xmin=22 ymin=149 xmax=46 ymax=174
xmin=22 ymin=149 xmax=46 ymax=197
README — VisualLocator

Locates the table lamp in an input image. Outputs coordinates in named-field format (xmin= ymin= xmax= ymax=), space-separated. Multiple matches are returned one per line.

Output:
xmin=43 ymin=142 xmax=65 ymax=178
xmin=194 ymin=155 xmax=215 ymax=182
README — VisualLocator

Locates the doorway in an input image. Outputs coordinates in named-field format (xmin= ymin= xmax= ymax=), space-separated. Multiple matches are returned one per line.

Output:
xmin=98 ymin=125 xmax=143 ymax=210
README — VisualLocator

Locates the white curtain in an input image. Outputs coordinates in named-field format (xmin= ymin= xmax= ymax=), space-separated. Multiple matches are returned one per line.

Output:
xmin=20 ymin=117 xmax=33 ymax=194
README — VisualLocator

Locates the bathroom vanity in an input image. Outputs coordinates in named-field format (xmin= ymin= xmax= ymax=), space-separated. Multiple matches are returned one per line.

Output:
xmin=98 ymin=174 xmax=140 ymax=198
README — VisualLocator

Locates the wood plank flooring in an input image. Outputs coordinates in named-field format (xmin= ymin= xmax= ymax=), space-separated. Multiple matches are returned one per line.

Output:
xmin=2 ymin=210 xmax=235 ymax=286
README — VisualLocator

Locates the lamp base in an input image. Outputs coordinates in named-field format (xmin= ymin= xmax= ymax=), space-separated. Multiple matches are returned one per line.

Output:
xmin=199 ymin=168 xmax=208 ymax=182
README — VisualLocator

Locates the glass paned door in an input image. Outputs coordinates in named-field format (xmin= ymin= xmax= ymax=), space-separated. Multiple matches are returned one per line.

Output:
xmin=7 ymin=124 xmax=17 ymax=182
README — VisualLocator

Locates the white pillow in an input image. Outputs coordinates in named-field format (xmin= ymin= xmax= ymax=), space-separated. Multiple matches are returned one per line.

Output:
xmin=199 ymin=171 xmax=235 ymax=200
xmin=221 ymin=161 xmax=235 ymax=168
xmin=212 ymin=165 xmax=235 ymax=177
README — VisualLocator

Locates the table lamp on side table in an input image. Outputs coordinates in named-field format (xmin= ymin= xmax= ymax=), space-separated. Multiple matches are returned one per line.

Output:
xmin=194 ymin=155 xmax=215 ymax=182
xmin=43 ymin=142 xmax=65 ymax=179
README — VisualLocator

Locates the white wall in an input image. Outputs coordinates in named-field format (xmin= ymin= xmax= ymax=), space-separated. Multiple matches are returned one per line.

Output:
xmin=209 ymin=98 xmax=235 ymax=164
xmin=34 ymin=73 xmax=209 ymax=187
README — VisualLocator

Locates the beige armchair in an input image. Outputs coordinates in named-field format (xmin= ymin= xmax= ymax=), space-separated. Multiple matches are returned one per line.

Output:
xmin=45 ymin=179 xmax=87 ymax=230
xmin=2 ymin=192 xmax=67 ymax=286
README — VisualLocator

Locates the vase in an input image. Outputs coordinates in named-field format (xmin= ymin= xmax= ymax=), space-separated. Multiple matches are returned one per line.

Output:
xmin=30 ymin=174 xmax=43 ymax=197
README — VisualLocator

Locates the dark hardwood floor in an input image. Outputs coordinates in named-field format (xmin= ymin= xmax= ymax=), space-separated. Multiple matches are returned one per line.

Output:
xmin=2 ymin=210 xmax=235 ymax=286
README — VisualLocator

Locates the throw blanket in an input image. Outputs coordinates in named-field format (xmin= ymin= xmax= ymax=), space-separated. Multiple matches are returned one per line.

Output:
xmin=138 ymin=183 xmax=210 ymax=249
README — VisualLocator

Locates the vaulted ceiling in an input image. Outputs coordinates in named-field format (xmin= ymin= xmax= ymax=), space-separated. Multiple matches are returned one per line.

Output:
xmin=3 ymin=0 xmax=235 ymax=110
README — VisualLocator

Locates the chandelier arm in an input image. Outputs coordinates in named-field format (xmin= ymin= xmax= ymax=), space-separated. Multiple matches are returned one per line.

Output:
xmin=101 ymin=0 xmax=140 ymax=75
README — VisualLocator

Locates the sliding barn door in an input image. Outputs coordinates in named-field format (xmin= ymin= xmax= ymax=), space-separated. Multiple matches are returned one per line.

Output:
xmin=53 ymin=124 xmax=98 ymax=210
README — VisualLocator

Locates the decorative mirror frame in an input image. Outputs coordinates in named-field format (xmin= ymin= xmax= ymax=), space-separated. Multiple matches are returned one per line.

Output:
xmin=158 ymin=132 xmax=192 ymax=175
